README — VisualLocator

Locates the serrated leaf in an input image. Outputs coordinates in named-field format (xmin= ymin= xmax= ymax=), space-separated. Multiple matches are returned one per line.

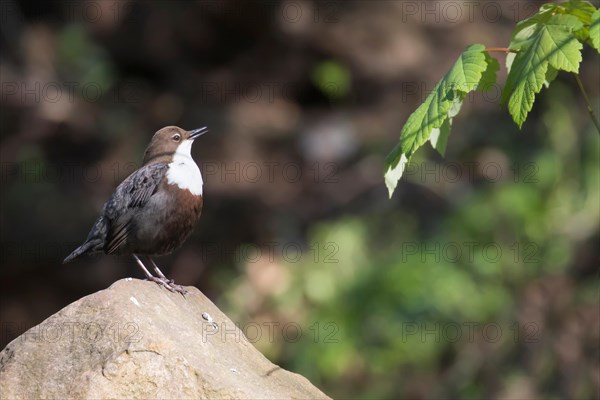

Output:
xmin=502 ymin=50 xmax=546 ymax=128
xmin=478 ymin=53 xmax=500 ymax=92
xmin=447 ymin=94 xmax=464 ymax=119
xmin=551 ymin=0 xmax=597 ymax=44
xmin=544 ymin=65 xmax=559 ymax=88
xmin=506 ymin=51 xmax=515 ymax=71
xmin=430 ymin=94 xmax=464 ymax=156
xmin=563 ymin=0 xmax=596 ymax=25
xmin=502 ymin=14 xmax=583 ymax=127
xmin=590 ymin=9 xmax=600 ymax=52
xmin=511 ymin=1 xmax=595 ymax=45
xmin=384 ymin=148 xmax=408 ymax=197
xmin=384 ymin=44 xmax=490 ymax=197
xmin=399 ymin=44 xmax=488 ymax=157
xmin=511 ymin=4 xmax=557 ymax=46
xmin=430 ymin=117 xmax=452 ymax=156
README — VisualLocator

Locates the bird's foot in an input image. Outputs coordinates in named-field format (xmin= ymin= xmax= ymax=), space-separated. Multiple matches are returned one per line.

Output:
xmin=147 ymin=276 xmax=188 ymax=296
xmin=166 ymin=280 xmax=188 ymax=296
xmin=133 ymin=255 xmax=187 ymax=296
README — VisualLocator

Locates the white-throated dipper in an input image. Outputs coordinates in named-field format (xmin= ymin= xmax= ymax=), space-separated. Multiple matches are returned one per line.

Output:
xmin=64 ymin=126 xmax=207 ymax=294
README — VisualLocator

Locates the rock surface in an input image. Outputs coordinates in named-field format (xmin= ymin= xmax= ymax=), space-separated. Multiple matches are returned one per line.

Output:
xmin=0 ymin=279 xmax=330 ymax=399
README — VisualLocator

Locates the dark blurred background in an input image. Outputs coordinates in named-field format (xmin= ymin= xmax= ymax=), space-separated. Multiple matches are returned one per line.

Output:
xmin=1 ymin=0 xmax=599 ymax=398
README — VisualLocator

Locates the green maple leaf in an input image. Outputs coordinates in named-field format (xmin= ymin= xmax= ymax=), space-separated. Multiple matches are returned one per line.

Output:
xmin=428 ymin=52 xmax=499 ymax=157
xmin=429 ymin=100 xmax=457 ymax=157
xmin=590 ymin=9 xmax=600 ymax=52
xmin=479 ymin=52 xmax=501 ymax=92
xmin=510 ymin=3 xmax=558 ymax=44
xmin=384 ymin=44 xmax=493 ymax=197
xmin=555 ymin=0 xmax=598 ymax=49
xmin=502 ymin=14 xmax=583 ymax=128
xmin=562 ymin=0 xmax=597 ymax=25
xmin=511 ymin=1 xmax=595 ymax=45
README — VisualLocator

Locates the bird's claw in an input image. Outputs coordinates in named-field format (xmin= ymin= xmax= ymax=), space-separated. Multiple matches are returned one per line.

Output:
xmin=148 ymin=276 xmax=188 ymax=295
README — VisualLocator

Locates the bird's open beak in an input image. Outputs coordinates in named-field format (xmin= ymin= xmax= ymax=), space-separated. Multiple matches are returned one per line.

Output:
xmin=189 ymin=127 xmax=208 ymax=139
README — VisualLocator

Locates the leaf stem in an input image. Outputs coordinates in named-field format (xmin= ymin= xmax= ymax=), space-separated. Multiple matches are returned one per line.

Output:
xmin=484 ymin=47 xmax=516 ymax=53
xmin=574 ymin=74 xmax=600 ymax=135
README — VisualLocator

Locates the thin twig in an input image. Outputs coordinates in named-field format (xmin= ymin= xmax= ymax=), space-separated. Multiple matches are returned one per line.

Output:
xmin=574 ymin=74 xmax=600 ymax=135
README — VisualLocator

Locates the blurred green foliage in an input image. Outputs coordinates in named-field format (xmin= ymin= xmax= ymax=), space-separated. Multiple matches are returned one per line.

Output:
xmin=223 ymin=80 xmax=599 ymax=399
xmin=312 ymin=61 xmax=351 ymax=100
xmin=57 ymin=24 xmax=115 ymax=95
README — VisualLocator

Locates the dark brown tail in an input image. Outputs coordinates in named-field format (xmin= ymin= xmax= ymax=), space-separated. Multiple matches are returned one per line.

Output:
xmin=63 ymin=239 xmax=103 ymax=263
xmin=64 ymin=215 xmax=107 ymax=263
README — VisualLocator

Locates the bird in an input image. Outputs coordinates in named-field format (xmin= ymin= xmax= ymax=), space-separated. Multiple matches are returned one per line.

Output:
xmin=63 ymin=126 xmax=208 ymax=294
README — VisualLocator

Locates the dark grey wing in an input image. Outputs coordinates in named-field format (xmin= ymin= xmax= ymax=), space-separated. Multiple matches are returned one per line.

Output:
xmin=103 ymin=162 xmax=168 ymax=254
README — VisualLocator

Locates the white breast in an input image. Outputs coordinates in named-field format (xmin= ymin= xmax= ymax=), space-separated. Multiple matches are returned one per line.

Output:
xmin=166 ymin=140 xmax=203 ymax=196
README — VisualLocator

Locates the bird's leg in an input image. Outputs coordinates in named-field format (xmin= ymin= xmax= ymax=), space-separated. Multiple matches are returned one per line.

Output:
xmin=132 ymin=254 xmax=156 ymax=279
xmin=148 ymin=257 xmax=187 ymax=296
xmin=132 ymin=254 xmax=177 ymax=292
xmin=148 ymin=257 xmax=169 ymax=281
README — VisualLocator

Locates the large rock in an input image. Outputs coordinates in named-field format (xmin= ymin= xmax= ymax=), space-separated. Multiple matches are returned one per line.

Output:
xmin=0 ymin=279 xmax=329 ymax=399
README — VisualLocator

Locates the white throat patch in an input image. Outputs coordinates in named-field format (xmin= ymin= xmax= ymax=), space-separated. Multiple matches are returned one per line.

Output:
xmin=166 ymin=140 xmax=203 ymax=195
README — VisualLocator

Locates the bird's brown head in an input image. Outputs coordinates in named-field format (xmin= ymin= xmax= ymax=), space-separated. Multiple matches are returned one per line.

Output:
xmin=142 ymin=126 xmax=207 ymax=165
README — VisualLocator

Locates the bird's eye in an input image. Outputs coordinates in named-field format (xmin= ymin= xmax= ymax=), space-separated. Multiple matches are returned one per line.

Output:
xmin=172 ymin=134 xmax=181 ymax=142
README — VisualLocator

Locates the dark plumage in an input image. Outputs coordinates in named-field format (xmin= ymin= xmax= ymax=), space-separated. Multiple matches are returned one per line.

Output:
xmin=64 ymin=126 xmax=207 ymax=294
